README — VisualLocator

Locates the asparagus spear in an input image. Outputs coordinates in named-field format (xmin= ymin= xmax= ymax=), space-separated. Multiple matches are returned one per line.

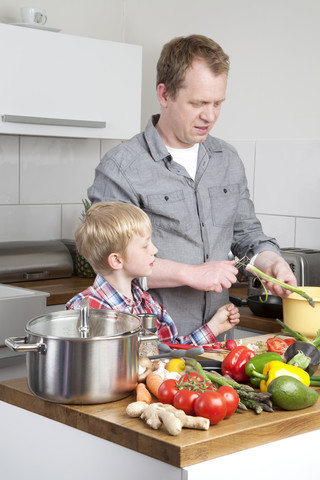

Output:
xmin=207 ymin=371 xmax=254 ymax=392
xmin=237 ymin=401 xmax=248 ymax=411
xmin=240 ymin=398 xmax=263 ymax=414
xmin=246 ymin=264 xmax=315 ymax=307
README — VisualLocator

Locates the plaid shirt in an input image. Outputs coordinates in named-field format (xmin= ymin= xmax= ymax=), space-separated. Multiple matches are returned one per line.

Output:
xmin=66 ymin=274 xmax=217 ymax=345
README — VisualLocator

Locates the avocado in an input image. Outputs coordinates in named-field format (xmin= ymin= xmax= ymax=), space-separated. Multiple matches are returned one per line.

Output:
xmin=267 ymin=375 xmax=319 ymax=411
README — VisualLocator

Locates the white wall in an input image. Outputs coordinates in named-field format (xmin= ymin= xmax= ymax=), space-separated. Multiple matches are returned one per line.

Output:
xmin=125 ymin=0 xmax=320 ymax=140
xmin=0 ymin=0 xmax=319 ymax=250
xmin=0 ymin=0 xmax=125 ymax=41
xmin=124 ymin=0 xmax=320 ymax=249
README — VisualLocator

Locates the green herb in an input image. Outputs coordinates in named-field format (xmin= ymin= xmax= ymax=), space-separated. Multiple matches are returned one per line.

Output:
xmin=246 ymin=264 xmax=315 ymax=307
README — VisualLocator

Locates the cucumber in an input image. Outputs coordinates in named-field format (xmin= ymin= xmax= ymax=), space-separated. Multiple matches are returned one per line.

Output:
xmin=267 ymin=376 xmax=319 ymax=411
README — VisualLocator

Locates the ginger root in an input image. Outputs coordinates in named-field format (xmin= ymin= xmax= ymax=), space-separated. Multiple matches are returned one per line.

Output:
xmin=126 ymin=401 xmax=150 ymax=417
xmin=126 ymin=401 xmax=210 ymax=436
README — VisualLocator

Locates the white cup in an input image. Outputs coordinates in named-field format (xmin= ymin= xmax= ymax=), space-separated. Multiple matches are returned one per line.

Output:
xmin=21 ymin=7 xmax=47 ymax=25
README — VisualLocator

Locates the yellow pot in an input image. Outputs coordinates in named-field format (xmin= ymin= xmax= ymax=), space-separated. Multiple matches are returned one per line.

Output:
xmin=283 ymin=287 xmax=320 ymax=339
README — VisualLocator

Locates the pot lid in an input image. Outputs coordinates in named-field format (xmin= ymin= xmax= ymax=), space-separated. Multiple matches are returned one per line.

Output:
xmin=26 ymin=309 xmax=141 ymax=339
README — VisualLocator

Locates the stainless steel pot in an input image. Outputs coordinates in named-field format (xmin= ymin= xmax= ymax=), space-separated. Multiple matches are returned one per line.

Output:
xmin=5 ymin=309 xmax=157 ymax=405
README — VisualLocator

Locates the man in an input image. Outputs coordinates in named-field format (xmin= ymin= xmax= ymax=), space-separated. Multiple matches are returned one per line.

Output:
xmin=88 ymin=34 xmax=296 ymax=338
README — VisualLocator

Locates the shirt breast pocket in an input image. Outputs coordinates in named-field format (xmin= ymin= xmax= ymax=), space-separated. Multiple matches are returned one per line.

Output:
xmin=209 ymin=184 xmax=240 ymax=227
xmin=144 ymin=190 xmax=193 ymax=233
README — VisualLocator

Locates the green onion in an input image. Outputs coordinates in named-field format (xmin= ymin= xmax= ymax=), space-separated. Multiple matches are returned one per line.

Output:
xmin=246 ymin=264 xmax=315 ymax=307
xmin=276 ymin=319 xmax=313 ymax=343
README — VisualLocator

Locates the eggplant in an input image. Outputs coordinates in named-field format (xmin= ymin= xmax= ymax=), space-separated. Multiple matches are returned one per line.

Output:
xmin=284 ymin=341 xmax=320 ymax=376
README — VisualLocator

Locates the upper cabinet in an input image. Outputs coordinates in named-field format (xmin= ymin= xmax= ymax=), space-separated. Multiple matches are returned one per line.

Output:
xmin=0 ymin=24 xmax=142 ymax=139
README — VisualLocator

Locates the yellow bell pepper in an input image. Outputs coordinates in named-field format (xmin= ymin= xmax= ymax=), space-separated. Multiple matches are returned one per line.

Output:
xmin=165 ymin=358 xmax=186 ymax=374
xmin=259 ymin=361 xmax=310 ymax=392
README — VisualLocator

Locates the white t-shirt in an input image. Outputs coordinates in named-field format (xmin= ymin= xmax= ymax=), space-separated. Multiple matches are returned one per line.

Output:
xmin=166 ymin=143 xmax=199 ymax=180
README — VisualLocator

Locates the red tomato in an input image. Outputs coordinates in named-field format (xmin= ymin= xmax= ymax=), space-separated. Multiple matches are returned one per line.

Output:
xmin=173 ymin=389 xmax=200 ymax=416
xmin=266 ymin=337 xmax=288 ymax=354
xmin=194 ymin=391 xmax=227 ymax=425
xmin=225 ymin=339 xmax=237 ymax=351
xmin=284 ymin=338 xmax=296 ymax=346
xmin=218 ymin=386 xmax=239 ymax=418
xmin=178 ymin=372 xmax=204 ymax=385
xmin=158 ymin=379 xmax=179 ymax=405
xmin=205 ymin=382 xmax=217 ymax=391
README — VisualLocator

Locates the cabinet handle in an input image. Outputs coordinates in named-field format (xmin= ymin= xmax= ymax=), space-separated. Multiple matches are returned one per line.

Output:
xmin=2 ymin=115 xmax=106 ymax=128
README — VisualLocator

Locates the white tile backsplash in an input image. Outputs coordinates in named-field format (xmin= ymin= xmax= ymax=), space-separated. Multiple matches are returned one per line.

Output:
xmin=254 ymin=141 xmax=320 ymax=218
xmin=61 ymin=203 xmax=83 ymax=240
xmin=0 ymin=204 xmax=61 ymax=242
xmin=256 ymin=214 xmax=296 ymax=249
xmin=0 ymin=135 xmax=320 ymax=249
xmin=229 ymin=141 xmax=255 ymax=197
xmin=20 ymin=137 xmax=101 ymax=204
xmin=295 ymin=218 xmax=320 ymax=250
xmin=0 ymin=135 xmax=19 ymax=204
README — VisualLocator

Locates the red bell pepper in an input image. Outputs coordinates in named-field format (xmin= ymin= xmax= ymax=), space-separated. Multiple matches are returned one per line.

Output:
xmin=221 ymin=345 xmax=255 ymax=382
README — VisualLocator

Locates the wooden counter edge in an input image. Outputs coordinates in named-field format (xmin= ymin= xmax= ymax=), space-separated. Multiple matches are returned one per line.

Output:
xmin=2 ymin=377 xmax=320 ymax=468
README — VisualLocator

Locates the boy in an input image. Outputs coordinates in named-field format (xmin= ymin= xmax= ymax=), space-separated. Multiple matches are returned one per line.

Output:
xmin=66 ymin=202 xmax=240 ymax=345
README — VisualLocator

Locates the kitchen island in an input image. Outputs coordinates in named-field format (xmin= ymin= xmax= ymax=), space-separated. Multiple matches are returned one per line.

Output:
xmin=1 ymin=340 xmax=320 ymax=480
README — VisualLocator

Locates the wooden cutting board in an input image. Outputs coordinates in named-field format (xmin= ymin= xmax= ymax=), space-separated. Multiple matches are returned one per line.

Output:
xmin=199 ymin=333 xmax=292 ymax=362
xmin=198 ymin=333 xmax=320 ymax=377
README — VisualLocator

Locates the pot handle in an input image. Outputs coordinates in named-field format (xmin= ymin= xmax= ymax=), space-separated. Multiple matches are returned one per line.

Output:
xmin=5 ymin=336 xmax=46 ymax=353
xmin=139 ymin=331 xmax=159 ymax=343
xmin=229 ymin=295 xmax=248 ymax=307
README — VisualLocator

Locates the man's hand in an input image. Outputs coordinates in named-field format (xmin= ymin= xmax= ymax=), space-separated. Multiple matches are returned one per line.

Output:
xmin=184 ymin=261 xmax=239 ymax=293
xmin=250 ymin=251 xmax=297 ymax=297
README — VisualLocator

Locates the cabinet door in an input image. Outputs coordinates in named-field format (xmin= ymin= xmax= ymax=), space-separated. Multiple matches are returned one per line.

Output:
xmin=0 ymin=24 xmax=142 ymax=139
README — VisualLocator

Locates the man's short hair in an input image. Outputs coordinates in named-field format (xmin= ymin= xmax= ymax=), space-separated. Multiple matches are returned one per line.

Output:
xmin=156 ymin=34 xmax=230 ymax=99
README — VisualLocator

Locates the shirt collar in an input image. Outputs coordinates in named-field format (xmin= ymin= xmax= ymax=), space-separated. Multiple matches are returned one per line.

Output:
xmin=144 ymin=114 xmax=172 ymax=163
xmin=144 ymin=114 xmax=223 ymax=162
xmin=94 ymin=274 xmax=143 ymax=307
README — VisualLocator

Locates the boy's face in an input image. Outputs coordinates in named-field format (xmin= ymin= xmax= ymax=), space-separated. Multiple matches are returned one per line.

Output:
xmin=122 ymin=231 xmax=158 ymax=279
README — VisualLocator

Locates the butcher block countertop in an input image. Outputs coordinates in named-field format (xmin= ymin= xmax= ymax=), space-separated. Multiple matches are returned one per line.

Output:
xmin=1 ymin=334 xmax=320 ymax=469
xmin=7 ymin=277 xmax=280 ymax=333
xmin=8 ymin=276 xmax=92 ymax=306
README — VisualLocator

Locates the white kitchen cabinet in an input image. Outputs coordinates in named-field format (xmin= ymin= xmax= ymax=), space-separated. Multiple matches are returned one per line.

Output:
xmin=0 ymin=24 xmax=142 ymax=139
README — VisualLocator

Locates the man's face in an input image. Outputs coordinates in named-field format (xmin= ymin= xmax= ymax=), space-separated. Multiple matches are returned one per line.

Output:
xmin=157 ymin=59 xmax=227 ymax=148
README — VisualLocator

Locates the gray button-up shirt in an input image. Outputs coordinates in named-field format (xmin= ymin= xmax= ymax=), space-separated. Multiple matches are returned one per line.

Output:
xmin=88 ymin=115 xmax=280 ymax=336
